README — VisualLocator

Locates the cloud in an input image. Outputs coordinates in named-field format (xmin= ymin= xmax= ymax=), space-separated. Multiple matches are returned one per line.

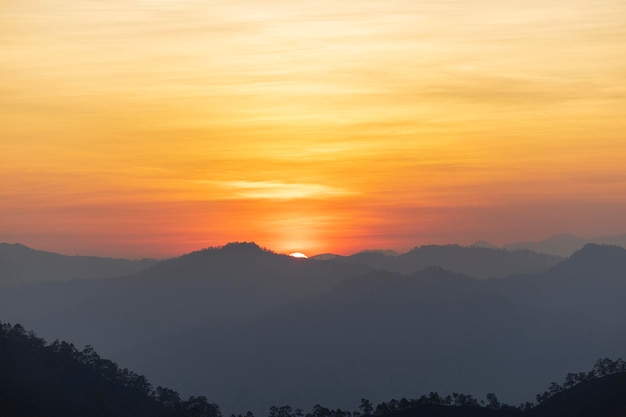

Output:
xmin=209 ymin=180 xmax=355 ymax=200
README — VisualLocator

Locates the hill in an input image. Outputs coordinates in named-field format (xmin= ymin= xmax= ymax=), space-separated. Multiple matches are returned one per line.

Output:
xmin=120 ymin=245 xmax=626 ymax=413
xmin=531 ymin=371 xmax=626 ymax=417
xmin=0 ymin=321 xmax=219 ymax=417
xmin=350 ymin=359 xmax=626 ymax=417
xmin=504 ymin=233 xmax=626 ymax=257
xmin=0 ymin=242 xmax=156 ymax=289
xmin=312 ymin=245 xmax=562 ymax=278
xmin=0 ymin=242 xmax=369 ymax=355
xmin=3 ymin=319 xmax=626 ymax=417
xmin=2 ymin=243 xmax=626 ymax=414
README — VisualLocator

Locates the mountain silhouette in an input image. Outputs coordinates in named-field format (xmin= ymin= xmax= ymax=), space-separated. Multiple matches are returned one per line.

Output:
xmin=470 ymin=240 xmax=500 ymax=249
xmin=313 ymin=245 xmax=562 ymax=278
xmin=114 ymin=245 xmax=626 ymax=414
xmin=357 ymin=361 xmax=626 ymax=417
xmin=548 ymin=243 xmax=626 ymax=278
xmin=0 ymin=242 xmax=369 ymax=357
xmin=0 ymin=321 xmax=220 ymax=417
xmin=4 ymin=322 xmax=626 ymax=417
xmin=503 ymin=233 xmax=626 ymax=257
xmin=0 ymin=242 xmax=156 ymax=289
xmin=2 ymin=243 xmax=626 ymax=415
xmin=531 ymin=371 xmax=626 ymax=417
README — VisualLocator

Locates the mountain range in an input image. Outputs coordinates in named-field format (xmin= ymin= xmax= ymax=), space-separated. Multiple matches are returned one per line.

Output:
xmin=311 ymin=245 xmax=561 ymax=278
xmin=0 ymin=242 xmax=156 ymax=289
xmin=478 ymin=233 xmax=626 ymax=257
xmin=1 ymin=241 xmax=626 ymax=414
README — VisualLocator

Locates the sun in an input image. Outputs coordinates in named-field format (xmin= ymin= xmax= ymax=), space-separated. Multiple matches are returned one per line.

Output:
xmin=289 ymin=252 xmax=308 ymax=259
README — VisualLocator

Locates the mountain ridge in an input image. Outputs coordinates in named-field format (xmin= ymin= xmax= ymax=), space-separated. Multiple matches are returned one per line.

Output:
xmin=311 ymin=244 xmax=562 ymax=279
xmin=116 ymin=244 xmax=626 ymax=414
xmin=3 ymin=242 xmax=626 ymax=415
xmin=0 ymin=242 xmax=157 ymax=289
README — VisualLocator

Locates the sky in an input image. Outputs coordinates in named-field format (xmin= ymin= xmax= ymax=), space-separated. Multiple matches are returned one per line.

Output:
xmin=2 ymin=0 xmax=626 ymax=258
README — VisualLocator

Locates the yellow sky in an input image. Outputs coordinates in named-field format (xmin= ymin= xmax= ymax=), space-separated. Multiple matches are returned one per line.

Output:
xmin=2 ymin=0 xmax=626 ymax=257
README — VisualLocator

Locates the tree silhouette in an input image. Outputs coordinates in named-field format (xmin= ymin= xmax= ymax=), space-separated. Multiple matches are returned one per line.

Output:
xmin=358 ymin=399 xmax=373 ymax=417
xmin=485 ymin=393 xmax=501 ymax=409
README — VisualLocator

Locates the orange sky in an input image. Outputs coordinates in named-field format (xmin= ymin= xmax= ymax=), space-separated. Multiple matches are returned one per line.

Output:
xmin=2 ymin=0 xmax=626 ymax=258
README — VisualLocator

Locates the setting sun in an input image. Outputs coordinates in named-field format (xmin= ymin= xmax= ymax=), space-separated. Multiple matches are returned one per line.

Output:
xmin=289 ymin=252 xmax=308 ymax=259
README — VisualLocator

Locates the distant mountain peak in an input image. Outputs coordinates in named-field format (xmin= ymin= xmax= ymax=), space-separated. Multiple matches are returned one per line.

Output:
xmin=221 ymin=241 xmax=267 ymax=252
xmin=569 ymin=243 xmax=626 ymax=260
xmin=470 ymin=240 xmax=499 ymax=249
xmin=549 ymin=243 xmax=626 ymax=280
xmin=355 ymin=249 xmax=400 ymax=256
xmin=502 ymin=233 xmax=626 ymax=257
xmin=0 ymin=242 xmax=34 ymax=252
xmin=188 ymin=241 xmax=273 ymax=257
xmin=0 ymin=242 xmax=157 ymax=288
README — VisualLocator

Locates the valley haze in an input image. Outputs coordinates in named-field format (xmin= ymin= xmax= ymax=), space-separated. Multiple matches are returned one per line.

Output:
xmin=2 ymin=238 xmax=626 ymax=415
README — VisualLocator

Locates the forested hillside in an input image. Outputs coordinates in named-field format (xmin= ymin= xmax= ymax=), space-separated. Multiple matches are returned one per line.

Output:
xmin=2 ymin=244 xmax=626 ymax=414
xmin=0 ymin=322 xmax=219 ymax=417
xmin=2 ymin=320 xmax=626 ymax=417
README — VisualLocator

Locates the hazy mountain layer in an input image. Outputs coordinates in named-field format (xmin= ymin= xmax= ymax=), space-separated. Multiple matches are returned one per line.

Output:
xmin=118 ymin=245 xmax=626 ymax=414
xmin=1 ymin=243 xmax=625 ymax=415
xmin=0 ymin=243 xmax=369 ymax=354
xmin=0 ymin=242 xmax=156 ymax=289
xmin=312 ymin=245 xmax=562 ymax=278
xmin=496 ymin=233 xmax=626 ymax=257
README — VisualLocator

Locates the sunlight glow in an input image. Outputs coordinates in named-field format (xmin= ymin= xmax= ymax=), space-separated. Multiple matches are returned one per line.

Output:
xmin=289 ymin=252 xmax=308 ymax=259
xmin=2 ymin=0 xmax=626 ymax=257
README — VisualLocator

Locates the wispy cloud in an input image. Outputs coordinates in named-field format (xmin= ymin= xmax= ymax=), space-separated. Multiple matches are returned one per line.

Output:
xmin=3 ymin=0 xmax=626 ymax=256
xmin=202 ymin=180 xmax=355 ymax=200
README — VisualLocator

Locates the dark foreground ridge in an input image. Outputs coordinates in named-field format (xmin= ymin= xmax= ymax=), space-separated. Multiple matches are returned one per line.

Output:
xmin=2 ymin=321 xmax=626 ymax=417
xmin=0 ymin=321 xmax=219 ymax=417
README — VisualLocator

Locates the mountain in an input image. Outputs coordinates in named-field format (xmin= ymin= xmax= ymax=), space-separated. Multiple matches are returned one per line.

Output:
xmin=0 ymin=242 xmax=369 ymax=356
xmin=0 ymin=321 xmax=220 ymax=417
xmin=313 ymin=245 xmax=562 ymax=278
xmin=548 ymin=243 xmax=626 ymax=279
xmin=4 ymin=322 xmax=626 ymax=417
xmin=0 ymin=242 xmax=156 ymax=289
xmin=531 ymin=370 xmax=626 ymax=417
xmin=470 ymin=240 xmax=500 ymax=250
xmin=366 ymin=360 xmax=626 ymax=417
xmin=396 ymin=245 xmax=561 ymax=278
xmin=504 ymin=234 xmax=592 ymax=257
xmin=3 ymin=243 xmax=626 ymax=415
xmin=504 ymin=234 xmax=626 ymax=257
xmin=118 ymin=245 xmax=626 ymax=414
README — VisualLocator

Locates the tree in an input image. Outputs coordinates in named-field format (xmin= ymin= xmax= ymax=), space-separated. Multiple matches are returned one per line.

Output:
xmin=428 ymin=392 xmax=443 ymax=405
xmin=128 ymin=374 xmax=152 ymax=395
xmin=81 ymin=345 xmax=101 ymax=366
xmin=374 ymin=402 xmax=389 ymax=416
xmin=307 ymin=404 xmax=330 ymax=417
xmin=270 ymin=405 xmax=295 ymax=417
xmin=519 ymin=402 xmax=534 ymax=412
xmin=184 ymin=396 xmax=221 ymax=417
xmin=358 ymin=399 xmax=373 ymax=417
xmin=592 ymin=358 xmax=626 ymax=376
xmin=155 ymin=386 xmax=181 ymax=408
xmin=9 ymin=323 xmax=26 ymax=338
xmin=485 ymin=393 xmax=501 ymax=409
